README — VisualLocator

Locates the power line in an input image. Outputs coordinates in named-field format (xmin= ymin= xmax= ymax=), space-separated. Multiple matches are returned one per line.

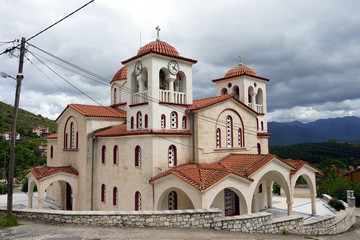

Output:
xmin=26 ymin=44 xmax=360 ymax=156
xmin=27 ymin=0 xmax=95 ymax=42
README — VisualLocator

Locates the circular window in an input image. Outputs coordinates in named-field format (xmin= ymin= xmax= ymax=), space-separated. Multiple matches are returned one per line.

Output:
xmin=227 ymin=83 xmax=232 ymax=88
xmin=254 ymin=83 xmax=257 ymax=87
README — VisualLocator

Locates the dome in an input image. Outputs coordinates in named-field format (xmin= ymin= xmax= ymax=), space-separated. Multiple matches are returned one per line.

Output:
xmin=137 ymin=40 xmax=180 ymax=57
xmin=111 ymin=65 xmax=127 ymax=82
xmin=224 ymin=64 xmax=257 ymax=78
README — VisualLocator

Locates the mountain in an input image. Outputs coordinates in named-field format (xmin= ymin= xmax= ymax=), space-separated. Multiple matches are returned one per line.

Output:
xmin=0 ymin=101 xmax=57 ymax=137
xmin=268 ymin=116 xmax=360 ymax=146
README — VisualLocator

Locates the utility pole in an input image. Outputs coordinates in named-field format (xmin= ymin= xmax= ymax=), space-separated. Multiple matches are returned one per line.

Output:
xmin=7 ymin=37 xmax=25 ymax=217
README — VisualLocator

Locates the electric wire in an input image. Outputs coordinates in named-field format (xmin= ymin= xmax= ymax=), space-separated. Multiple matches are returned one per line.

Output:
xmin=26 ymin=44 xmax=360 ymax=156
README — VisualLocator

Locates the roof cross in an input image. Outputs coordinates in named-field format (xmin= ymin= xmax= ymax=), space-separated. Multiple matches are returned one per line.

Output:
xmin=239 ymin=55 xmax=243 ymax=65
xmin=156 ymin=26 xmax=161 ymax=41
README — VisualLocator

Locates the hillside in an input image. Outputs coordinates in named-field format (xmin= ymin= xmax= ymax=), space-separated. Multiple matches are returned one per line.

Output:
xmin=268 ymin=116 xmax=360 ymax=146
xmin=269 ymin=141 xmax=360 ymax=168
xmin=0 ymin=101 xmax=57 ymax=137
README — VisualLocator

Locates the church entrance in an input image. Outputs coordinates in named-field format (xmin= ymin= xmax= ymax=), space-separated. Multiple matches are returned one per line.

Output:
xmin=66 ymin=183 xmax=72 ymax=210
xmin=224 ymin=188 xmax=239 ymax=216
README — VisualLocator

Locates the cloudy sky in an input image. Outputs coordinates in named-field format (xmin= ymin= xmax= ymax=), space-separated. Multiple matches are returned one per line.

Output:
xmin=0 ymin=0 xmax=359 ymax=123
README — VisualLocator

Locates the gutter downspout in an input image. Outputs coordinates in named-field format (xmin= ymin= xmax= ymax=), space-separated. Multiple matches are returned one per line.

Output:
xmin=91 ymin=135 xmax=95 ymax=210
xmin=186 ymin=109 xmax=195 ymax=163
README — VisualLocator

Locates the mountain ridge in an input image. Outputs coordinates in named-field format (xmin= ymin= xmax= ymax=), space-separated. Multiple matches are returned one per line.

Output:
xmin=268 ymin=116 xmax=360 ymax=146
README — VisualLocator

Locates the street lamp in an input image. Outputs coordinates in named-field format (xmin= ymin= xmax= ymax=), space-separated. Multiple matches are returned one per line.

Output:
xmin=0 ymin=71 xmax=16 ymax=80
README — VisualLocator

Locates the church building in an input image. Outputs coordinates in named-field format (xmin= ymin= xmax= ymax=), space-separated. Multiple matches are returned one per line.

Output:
xmin=26 ymin=29 xmax=321 ymax=217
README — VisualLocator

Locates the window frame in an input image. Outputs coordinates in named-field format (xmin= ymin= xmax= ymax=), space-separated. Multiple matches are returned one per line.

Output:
xmin=170 ymin=111 xmax=178 ymax=129
xmin=101 ymin=145 xmax=106 ymax=164
xmin=101 ymin=184 xmax=106 ymax=202
xmin=168 ymin=191 xmax=178 ymax=210
xmin=135 ymin=191 xmax=141 ymax=211
xmin=216 ymin=128 xmax=221 ymax=148
xmin=113 ymin=145 xmax=119 ymax=164
xmin=226 ymin=115 xmax=233 ymax=148
xmin=161 ymin=114 xmax=166 ymax=128
xmin=168 ymin=145 xmax=177 ymax=167
xmin=137 ymin=111 xmax=142 ymax=129
xmin=135 ymin=145 xmax=141 ymax=167
xmin=182 ymin=116 xmax=187 ymax=129
xmin=113 ymin=187 xmax=118 ymax=206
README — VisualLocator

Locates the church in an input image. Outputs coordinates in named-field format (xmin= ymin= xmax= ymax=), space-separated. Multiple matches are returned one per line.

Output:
xmin=26 ymin=28 xmax=321 ymax=217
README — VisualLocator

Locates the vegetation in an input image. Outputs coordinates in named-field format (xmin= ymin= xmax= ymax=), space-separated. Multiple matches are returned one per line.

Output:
xmin=328 ymin=198 xmax=345 ymax=211
xmin=270 ymin=141 xmax=360 ymax=167
xmin=270 ymin=141 xmax=360 ymax=207
xmin=0 ymin=214 xmax=19 ymax=228
xmin=0 ymin=100 xmax=57 ymax=137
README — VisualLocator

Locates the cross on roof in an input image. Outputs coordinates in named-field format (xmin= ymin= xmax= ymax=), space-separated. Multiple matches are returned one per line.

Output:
xmin=156 ymin=26 xmax=161 ymax=41
xmin=239 ymin=55 xmax=243 ymax=65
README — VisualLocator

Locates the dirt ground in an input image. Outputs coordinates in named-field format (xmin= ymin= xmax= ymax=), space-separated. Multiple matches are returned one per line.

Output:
xmin=0 ymin=216 xmax=359 ymax=240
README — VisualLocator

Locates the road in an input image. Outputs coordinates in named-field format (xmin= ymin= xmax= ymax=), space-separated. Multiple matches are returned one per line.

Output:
xmin=0 ymin=217 xmax=359 ymax=240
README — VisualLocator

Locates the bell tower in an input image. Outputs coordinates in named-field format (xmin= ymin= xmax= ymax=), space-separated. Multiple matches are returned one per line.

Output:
xmin=121 ymin=27 xmax=197 ymax=131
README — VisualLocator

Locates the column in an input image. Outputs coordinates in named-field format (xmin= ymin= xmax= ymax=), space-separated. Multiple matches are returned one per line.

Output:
xmin=168 ymin=78 xmax=175 ymax=103
xmin=252 ymin=193 xmax=259 ymax=213
xmin=287 ymin=200 xmax=293 ymax=215
xmin=28 ymin=193 xmax=33 ymax=208
xmin=267 ymin=183 xmax=273 ymax=208
xmin=310 ymin=194 xmax=317 ymax=215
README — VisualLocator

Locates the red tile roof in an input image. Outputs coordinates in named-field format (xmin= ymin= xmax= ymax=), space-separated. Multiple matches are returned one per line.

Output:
xmin=212 ymin=65 xmax=269 ymax=82
xmin=44 ymin=133 xmax=58 ymax=139
xmin=95 ymin=124 xmax=191 ymax=137
xmin=187 ymin=94 xmax=262 ymax=115
xmin=282 ymin=159 xmax=324 ymax=177
xmin=150 ymin=154 xmax=278 ymax=190
xmin=111 ymin=65 xmax=127 ymax=82
xmin=150 ymin=154 xmax=321 ymax=190
xmin=122 ymin=40 xmax=197 ymax=64
xmin=27 ymin=166 xmax=79 ymax=180
xmin=56 ymin=104 xmax=127 ymax=122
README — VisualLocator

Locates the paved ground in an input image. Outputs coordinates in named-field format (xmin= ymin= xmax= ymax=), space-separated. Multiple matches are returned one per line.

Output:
xmin=0 ymin=215 xmax=359 ymax=240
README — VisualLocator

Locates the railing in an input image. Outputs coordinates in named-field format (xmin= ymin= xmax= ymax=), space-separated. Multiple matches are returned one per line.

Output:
xmin=248 ymin=103 xmax=263 ymax=113
xmin=131 ymin=91 xmax=148 ymax=105
xmin=159 ymin=90 xmax=186 ymax=104
xmin=173 ymin=92 xmax=185 ymax=104
xmin=159 ymin=90 xmax=170 ymax=102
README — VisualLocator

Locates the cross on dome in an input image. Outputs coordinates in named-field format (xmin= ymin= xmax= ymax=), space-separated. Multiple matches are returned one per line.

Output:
xmin=239 ymin=55 xmax=243 ymax=65
xmin=156 ymin=26 xmax=161 ymax=41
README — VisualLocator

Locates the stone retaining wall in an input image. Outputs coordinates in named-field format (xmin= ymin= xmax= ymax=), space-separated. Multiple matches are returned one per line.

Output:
xmin=0 ymin=207 xmax=356 ymax=235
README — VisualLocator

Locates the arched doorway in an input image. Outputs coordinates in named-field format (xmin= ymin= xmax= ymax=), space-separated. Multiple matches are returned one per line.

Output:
xmin=209 ymin=187 xmax=248 ymax=216
xmin=157 ymin=187 xmax=195 ymax=210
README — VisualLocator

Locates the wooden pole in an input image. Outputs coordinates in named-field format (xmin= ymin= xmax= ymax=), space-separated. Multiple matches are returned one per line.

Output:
xmin=7 ymin=37 xmax=25 ymax=217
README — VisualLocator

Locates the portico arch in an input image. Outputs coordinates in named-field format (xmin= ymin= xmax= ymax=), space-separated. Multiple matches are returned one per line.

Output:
xmin=208 ymin=186 xmax=248 ymax=216
xmin=26 ymin=167 xmax=79 ymax=210
xmin=250 ymin=170 xmax=291 ymax=215
xmin=291 ymin=167 xmax=317 ymax=215
xmin=157 ymin=187 xmax=195 ymax=210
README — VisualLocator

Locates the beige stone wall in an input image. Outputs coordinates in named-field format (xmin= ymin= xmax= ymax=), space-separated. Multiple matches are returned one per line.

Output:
xmin=194 ymin=99 xmax=269 ymax=164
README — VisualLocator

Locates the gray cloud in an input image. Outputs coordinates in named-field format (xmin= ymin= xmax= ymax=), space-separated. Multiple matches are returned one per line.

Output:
xmin=1 ymin=0 xmax=359 ymax=123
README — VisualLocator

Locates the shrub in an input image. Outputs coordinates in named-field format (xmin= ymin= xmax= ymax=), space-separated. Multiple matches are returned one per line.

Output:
xmin=0 ymin=185 xmax=8 ymax=194
xmin=329 ymin=198 xmax=345 ymax=211
xmin=0 ymin=214 xmax=19 ymax=228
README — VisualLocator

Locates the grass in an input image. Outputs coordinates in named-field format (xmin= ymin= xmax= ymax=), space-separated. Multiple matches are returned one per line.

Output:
xmin=304 ymin=237 xmax=319 ymax=240
xmin=0 ymin=214 xmax=19 ymax=228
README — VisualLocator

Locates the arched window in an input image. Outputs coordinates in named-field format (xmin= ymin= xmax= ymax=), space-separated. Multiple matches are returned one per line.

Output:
xmin=257 ymin=143 xmax=261 ymax=154
xmin=170 ymin=111 xmax=178 ymax=128
xmin=131 ymin=117 xmax=134 ymax=129
xmin=137 ymin=111 xmax=142 ymax=129
xmin=113 ymin=145 xmax=119 ymax=164
xmin=256 ymin=118 xmax=259 ymax=131
xmin=114 ymin=88 xmax=117 ymax=104
xmin=226 ymin=116 xmax=233 ymax=148
xmin=221 ymin=88 xmax=228 ymax=95
xmin=168 ymin=145 xmax=177 ymax=167
xmin=168 ymin=191 xmax=178 ymax=210
xmin=238 ymin=128 xmax=242 ymax=147
xmin=135 ymin=145 xmax=141 ymax=167
xmin=145 ymin=114 xmax=148 ymax=128
xmin=261 ymin=121 xmax=264 ymax=131
xmin=70 ymin=122 xmax=74 ymax=148
xmin=182 ymin=116 xmax=187 ymax=129
xmin=101 ymin=145 xmax=106 ymax=163
xmin=113 ymin=187 xmax=118 ymax=206
xmin=50 ymin=145 xmax=54 ymax=158
xmin=161 ymin=114 xmax=166 ymax=128
xmin=135 ymin=191 xmax=141 ymax=211
xmin=216 ymin=128 xmax=221 ymax=148
xmin=101 ymin=184 xmax=106 ymax=202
